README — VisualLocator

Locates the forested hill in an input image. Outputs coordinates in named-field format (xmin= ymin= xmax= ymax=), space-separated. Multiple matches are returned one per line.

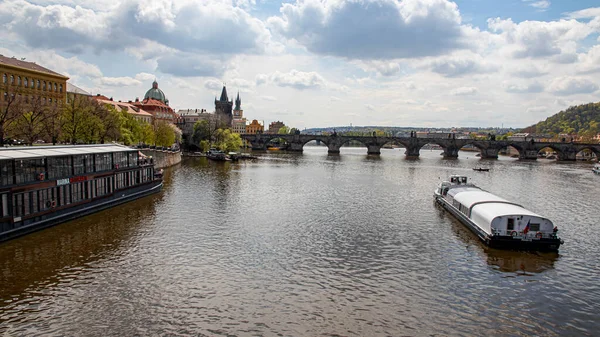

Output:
xmin=521 ymin=102 xmax=600 ymax=138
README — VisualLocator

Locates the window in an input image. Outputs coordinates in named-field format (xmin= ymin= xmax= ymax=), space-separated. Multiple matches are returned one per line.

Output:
xmin=30 ymin=79 xmax=34 ymax=88
xmin=59 ymin=84 xmax=63 ymax=93
xmin=49 ymin=98 xmax=52 ymax=103
xmin=10 ymin=75 xmax=14 ymax=84
xmin=128 ymin=152 xmax=138 ymax=167
xmin=113 ymin=152 xmax=128 ymax=169
xmin=37 ymin=80 xmax=41 ymax=89
xmin=507 ymin=218 xmax=515 ymax=231
xmin=2 ymin=74 xmax=6 ymax=84
xmin=94 ymin=153 xmax=112 ymax=172
xmin=3 ymin=92 xmax=6 ymax=102
xmin=54 ymin=83 xmax=57 ymax=91
xmin=0 ymin=160 xmax=13 ymax=186
xmin=48 ymin=83 xmax=52 ymax=92
xmin=14 ymin=158 xmax=45 ymax=184
xmin=43 ymin=81 xmax=46 ymax=90
xmin=17 ymin=76 xmax=21 ymax=86
xmin=24 ymin=77 xmax=28 ymax=87
xmin=530 ymin=223 xmax=540 ymax=232
xmin=48 ymin=156 xmax=72 ymax=179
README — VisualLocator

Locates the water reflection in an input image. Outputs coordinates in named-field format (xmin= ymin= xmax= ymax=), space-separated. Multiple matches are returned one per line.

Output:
xmin=0 ymin=191 xmax=163 ymax=304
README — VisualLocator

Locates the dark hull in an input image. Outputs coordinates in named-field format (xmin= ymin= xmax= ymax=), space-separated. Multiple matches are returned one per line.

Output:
xmin=435 ymin=193 xmax=562 ymax=252
xmin=0 ymin=180 xmax=162 ymax=243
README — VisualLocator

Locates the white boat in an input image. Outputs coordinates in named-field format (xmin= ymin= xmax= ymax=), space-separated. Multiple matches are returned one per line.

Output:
xmin=434 ymin=175 xmax=563 ymax=251
xmin=593 ymin=164 xmax=600 ymax=175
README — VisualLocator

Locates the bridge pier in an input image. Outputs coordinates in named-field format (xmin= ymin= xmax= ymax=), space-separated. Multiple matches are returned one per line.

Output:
xmin=367 ymin=145 xmax=381 ymax=155
xmin=327 ymin=143 xmax=341 ymax=154
xmin=519 ymin=150 xmax=538 ymax=160
xmin=557 ymin=150 xmax=577 ymax=161
xmin=288 ymin=142 xmax=304 ymax=152
xmin=404 ymin=145 xmax=420 ymax=158
xmin=480 ymin=148 xmax=499 ymax=159
xmin=442 ymin=146 xmax=460 ymax=158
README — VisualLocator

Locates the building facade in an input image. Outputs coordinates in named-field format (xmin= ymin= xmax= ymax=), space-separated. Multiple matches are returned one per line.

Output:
xmin=1 ymin=55 xmax=68 ymax=107
xmin=268 ymin=121 xmax=286 ymax=134
xmin=246 ymin=119 xmax=264 ymax=134
xmin=95 ymin=98 xmax=153 ymax=124
xmin=175 ymin=109 xmax=212 ymax=136
xmin=133 ymin=80 xmax=177 ymax=123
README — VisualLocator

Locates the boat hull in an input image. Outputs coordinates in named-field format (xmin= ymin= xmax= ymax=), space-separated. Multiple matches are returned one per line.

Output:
xmin=0 ymin=180 xmax=163 ymax=243
xmin=434 ymin=192 xmax=562 ymax=251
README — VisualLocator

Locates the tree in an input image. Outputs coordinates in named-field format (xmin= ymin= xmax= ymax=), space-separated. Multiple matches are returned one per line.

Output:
xmin=44 ymin=101 xmax=64 ymax=145
xmin=94 ymin=103 xmax=123 ymax=144
xmin=214 ymin=128 xmax=242 ymax=152
xmin=62 ymin=95 xmax=93 ymax=144
xmin=11 ymin=96 xmax=51 ymax=145
xmin=0 ymin=87 xmax=24 ymax=145
xmin=154 ymin=120 xmax=176 ymax=147
xmin=278 ymin=126 xmax=290 ymax=134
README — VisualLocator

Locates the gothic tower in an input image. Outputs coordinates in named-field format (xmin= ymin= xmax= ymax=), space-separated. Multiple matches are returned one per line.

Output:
xmin=233 ymin=91 xmax=243 ymax=119
xmin=214 ymin=85 xmax=233 ymax=127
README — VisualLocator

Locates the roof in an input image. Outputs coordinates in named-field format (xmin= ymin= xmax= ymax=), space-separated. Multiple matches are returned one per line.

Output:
xmin=0 ymin=55 xmax=69 ymax=79
xmin=97 ymin=99 xmax=152 ymax=117
xmin=144 ymin=80 xmax=168 ymax=105
xmin=136 ymin=97 xmax=170 ymax=109
xmin=66 ymin=83 xmax=91 ymax=96
xmin=219 ymin=86 xmax=229 ymax=101
xmin=0 ymin=144 xmax=135 ymax=160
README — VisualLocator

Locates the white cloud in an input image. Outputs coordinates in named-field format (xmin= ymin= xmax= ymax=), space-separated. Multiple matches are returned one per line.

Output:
xmin=548 ymin=76 xmax=599 ymax=95
xmin=450 ymin=87 xmax=478 ymax=95
xmin=365 ymin=104 xmax=376 ymax=111
xmin=526 ymin=106 xmax=547 ymax=113
xmin=563 ymin=7 xmax=600 ymax=19
xmin=428 ymin=53 xmax=497 ymax=77
xmin=135 ymin=72 xmax=155 ymax=82
xmin=523 ymin=1 xmax=551 ymax=10
xmin=255 ymin=74 xmax=268 ymax=86
xmin=98 ymin=76 xmax=142 ymax=87
xmin=269 ymin=70 xmax=326 ymax=90
xmin=577 ymin=45 xmax=600 ymax=73
xmin=504 ymin=82 xmax=544 ymax=93
xmin=260 ymin=95 xmax=277 ymax=101
xmin=204 ymin=79 xmax=222 ymax=91
xmin=268 ymin=0 xmax=470 ymax=60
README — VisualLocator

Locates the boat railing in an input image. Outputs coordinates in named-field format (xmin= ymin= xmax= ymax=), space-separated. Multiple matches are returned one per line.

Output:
xmin=491 ymin=229 xmax=558 ymax=239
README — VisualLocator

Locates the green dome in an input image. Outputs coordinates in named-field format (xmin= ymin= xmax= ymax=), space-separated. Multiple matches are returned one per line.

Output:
xmin=144 ymin=80 xmax=168 ymax=105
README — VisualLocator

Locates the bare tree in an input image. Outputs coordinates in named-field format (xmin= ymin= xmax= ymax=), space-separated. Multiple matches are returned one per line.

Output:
xmin=12 ymin=96 xmax=52 ymax=145
xmin=0 ymin=86 xmax=25 ymax=145
xmin=44 ymin=101 xmax=64 ymax=145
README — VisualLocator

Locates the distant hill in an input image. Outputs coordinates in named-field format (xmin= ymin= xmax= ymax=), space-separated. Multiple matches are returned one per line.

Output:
xmin=522 ymin=102 xmax=600 ymax=139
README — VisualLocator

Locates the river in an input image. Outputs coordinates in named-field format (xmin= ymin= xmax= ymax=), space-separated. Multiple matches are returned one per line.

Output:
xmin=1 ymin=147 xmax=599 ymax=336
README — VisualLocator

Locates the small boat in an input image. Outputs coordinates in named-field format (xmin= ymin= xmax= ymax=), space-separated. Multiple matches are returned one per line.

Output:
xmin=593 ymin=163 xmax=600 ymax=175
xmin=206 ymin=149 xmax=230 ymax=161
xmin=434 ymin=175 xmax=563 ymax=251
xmin=472 ymin=168 xmax=490 ymax=172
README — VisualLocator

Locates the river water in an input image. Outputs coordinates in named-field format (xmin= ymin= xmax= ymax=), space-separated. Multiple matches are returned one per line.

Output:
xmin=1 ymin=147 xmax=599 ymax=336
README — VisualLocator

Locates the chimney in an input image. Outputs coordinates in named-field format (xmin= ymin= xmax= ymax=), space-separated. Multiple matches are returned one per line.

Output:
xmin=110 ymin=97 xmax=113 ymax=101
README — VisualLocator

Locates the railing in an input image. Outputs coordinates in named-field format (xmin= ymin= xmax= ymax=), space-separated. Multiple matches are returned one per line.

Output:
xmin=491 ymin=229 xmax=558 ymax=239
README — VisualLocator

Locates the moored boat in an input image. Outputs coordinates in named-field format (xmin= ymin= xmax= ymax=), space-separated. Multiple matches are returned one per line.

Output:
xmin=434 ymin=175 xmax=563 ymax=251
xmin=0 ymin=144 xmax=163 ymax=242
xmin=472 ymin=168 xmax=490 ymax=172
xmin=206 ymin=149 xmax=230 ymax=161
xmin=593 ymin=163 xmax=600 ymax=175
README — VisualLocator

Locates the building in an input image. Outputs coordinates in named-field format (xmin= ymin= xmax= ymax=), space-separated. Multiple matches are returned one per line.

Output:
xmin=268 ymin=121 xmax=286 ymax=134
xmin=215 ymin=85 xmax=233 ymax=128
xmin=246 ymin=119 xmax=264 ymax=134
xmin=175 ymin=109 xmax=212 ymax=136
xmin=1 ymin=54 xmax=68 ymax=107
xmin=133 ymin=80 xmax=177 ymax=123
xmin=66 ymin=82 xmax=91 ymax=103
xmin=94 ymin=97 xmax=153 ymax=124
xmin=232 ymin=118 xmax=248 ymax=134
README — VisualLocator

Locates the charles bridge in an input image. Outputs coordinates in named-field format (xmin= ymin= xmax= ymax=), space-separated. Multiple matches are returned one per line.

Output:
xmin=240 ymin=133 xmax=600 ymax=161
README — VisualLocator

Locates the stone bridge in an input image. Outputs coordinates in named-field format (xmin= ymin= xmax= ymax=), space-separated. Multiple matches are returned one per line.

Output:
xmin=240 ymin=133 xmax=600 ymax=161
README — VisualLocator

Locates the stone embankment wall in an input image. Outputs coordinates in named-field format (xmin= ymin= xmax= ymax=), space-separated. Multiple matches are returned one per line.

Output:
xmin=139 ymin=149 xmax=182 ymax=169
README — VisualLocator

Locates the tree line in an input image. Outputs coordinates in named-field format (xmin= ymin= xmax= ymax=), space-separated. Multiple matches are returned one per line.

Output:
xmin=523 ymin=102 xmax=600 ymax=141
xmin=0 ymin=88 xmax=177 ymax=147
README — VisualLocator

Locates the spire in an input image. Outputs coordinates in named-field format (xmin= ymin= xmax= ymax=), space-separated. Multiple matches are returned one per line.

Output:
xmin=234 ymin=91 xmax=241 ymax=110
xmin=219 ymin=85 xmax=228 ymax=102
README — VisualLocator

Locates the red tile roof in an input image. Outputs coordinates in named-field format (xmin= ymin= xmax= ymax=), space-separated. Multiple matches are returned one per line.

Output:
xmin=0 ymin=55 xmax=69 ymax=79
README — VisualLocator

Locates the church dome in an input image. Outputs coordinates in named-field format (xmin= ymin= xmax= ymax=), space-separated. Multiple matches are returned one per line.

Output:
xmin=144 ymin=80 xmax=168 ymax=105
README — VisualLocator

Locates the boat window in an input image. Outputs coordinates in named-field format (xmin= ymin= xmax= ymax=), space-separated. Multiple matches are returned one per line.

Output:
xmin=114 ymin=152 xmax=128 ymax=169
xmin=461 ymin=177 xmax=467 ymax=183
xmin=14 ymin=159 xmax=45 ymax=185
xmin=507 ymin=218 xmax=514 ymax=230
xmin=0 ymin=161 xmax=13 ymax=186
xmin=94 ymin=153 xmax=112 ymax=172
xmin=530 ymin=223 xmax=540 ymax=231
xmin=128 ymin=152 xmax=138 ymax=167
xmin=48 ymin=156 xmax=72 ymax=179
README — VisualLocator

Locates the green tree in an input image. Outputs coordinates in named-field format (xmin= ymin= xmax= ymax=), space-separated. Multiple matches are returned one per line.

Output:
xmin=277 ymin=126 xmax=290 ymax=134
xmin=11 ymin=96 xmax=51 ymax=145
xmin=214 ymin=128 xmax=242 ymax=152
xmin=154 ymin=120 xmax=176 ymax=147
xmin=62 ymin=95 xmax=93 ymax=144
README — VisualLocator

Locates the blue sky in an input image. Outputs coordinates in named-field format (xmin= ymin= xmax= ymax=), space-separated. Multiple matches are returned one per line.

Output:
xmin=1 ymin=0 xmax=599 ymax=129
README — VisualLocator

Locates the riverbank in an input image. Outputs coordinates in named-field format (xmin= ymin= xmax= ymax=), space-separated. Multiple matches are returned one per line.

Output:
xmin=139 ymin=148 xmax=181 ymax=169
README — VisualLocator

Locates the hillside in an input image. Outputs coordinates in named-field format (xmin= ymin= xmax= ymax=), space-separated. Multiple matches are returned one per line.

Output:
xmin=522 ymin=102 xmax=600 ymax=139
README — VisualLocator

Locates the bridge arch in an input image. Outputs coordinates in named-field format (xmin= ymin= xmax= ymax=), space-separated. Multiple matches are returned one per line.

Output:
xmin=575 ymin=146 xmax=600 ymax=160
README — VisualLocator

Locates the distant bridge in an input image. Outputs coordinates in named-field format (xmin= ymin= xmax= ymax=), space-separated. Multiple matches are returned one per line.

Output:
xmin=240 ymin=133 xmax=600 ymax=161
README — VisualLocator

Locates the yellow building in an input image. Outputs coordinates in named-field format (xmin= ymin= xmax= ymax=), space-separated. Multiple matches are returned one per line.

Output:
xmin=1 ymin=55 xmax=69 ymax=106
xmin=246 ymin=119 xmax=264 ymax=134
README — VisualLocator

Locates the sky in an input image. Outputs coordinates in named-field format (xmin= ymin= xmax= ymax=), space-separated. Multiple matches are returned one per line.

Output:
xmin=1 ymin=0 xmax=599 ymax=129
